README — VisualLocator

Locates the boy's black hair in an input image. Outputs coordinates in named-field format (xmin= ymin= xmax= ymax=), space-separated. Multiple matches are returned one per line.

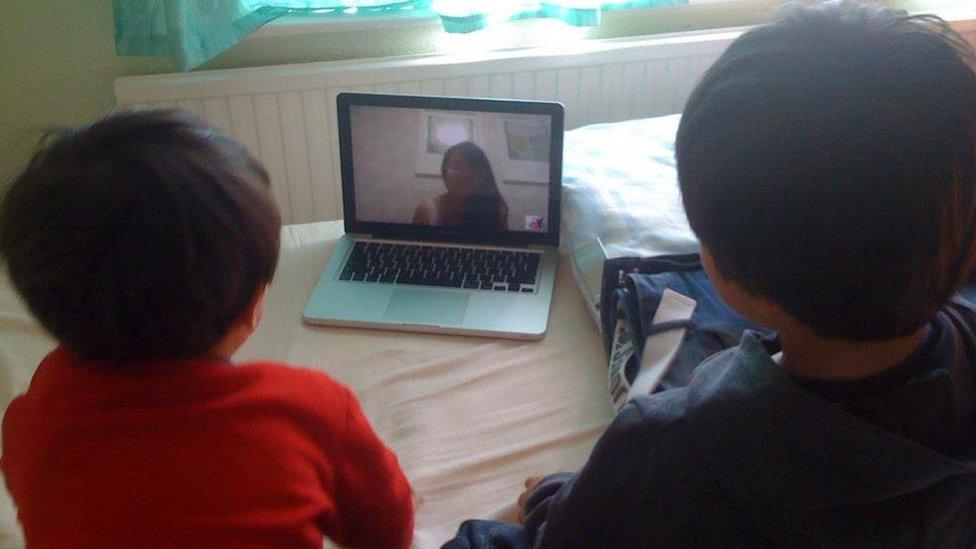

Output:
xmin=676 ymin=0 xmax=976 ymax=340
xmin=0 ymin=109 xmax=281 ymax=362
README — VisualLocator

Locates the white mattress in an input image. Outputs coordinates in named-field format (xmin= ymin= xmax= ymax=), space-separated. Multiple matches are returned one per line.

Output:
xmin=0 ymin=220 xmax=612 ymax=548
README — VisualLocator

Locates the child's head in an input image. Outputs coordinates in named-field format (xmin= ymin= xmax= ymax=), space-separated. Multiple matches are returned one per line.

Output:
xmin=676 ymin=0 xmax=976 ymax=340
xmin=441 ymin=141 xmax=499 ymax=197
xmin=0 ymin=109 xmax=281 ymax=362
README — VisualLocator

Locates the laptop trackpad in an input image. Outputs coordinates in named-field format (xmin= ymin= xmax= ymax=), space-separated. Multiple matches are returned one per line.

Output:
xmin=383 ymin=289 xmax=468 ymax=325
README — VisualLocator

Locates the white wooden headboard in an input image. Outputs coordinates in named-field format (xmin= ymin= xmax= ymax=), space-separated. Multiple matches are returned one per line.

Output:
xmin=115 ymin=29 xmax=742 ymax=223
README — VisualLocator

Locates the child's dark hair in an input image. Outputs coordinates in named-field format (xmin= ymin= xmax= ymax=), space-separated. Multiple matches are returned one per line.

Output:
xmin=0 ymin=109 xmax=281 ymax=362
xmin=676 ymin=0 xmax=976 ymax=340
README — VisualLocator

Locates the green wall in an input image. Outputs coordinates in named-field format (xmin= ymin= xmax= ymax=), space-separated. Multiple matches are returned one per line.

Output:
xmin=0 ymin=1 xmax=168 ymax=184
xmin=0 ymin=0 xmax=967 ymax=185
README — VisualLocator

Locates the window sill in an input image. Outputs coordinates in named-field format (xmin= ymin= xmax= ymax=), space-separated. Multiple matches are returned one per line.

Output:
xmin=245 ymin=1 xmax=974 ymax=42
xmin=249 ymin=11 xmax=440 ymax=38
xmin=245 ymin=1 xmax=757 ymax=40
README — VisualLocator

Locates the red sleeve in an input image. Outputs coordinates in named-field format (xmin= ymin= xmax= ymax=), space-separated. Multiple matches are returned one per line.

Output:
xmin=329 ymin=388 xmax=413 ymax=549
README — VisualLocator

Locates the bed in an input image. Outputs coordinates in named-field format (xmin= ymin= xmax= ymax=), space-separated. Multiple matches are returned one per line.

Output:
xmin=0 ymin=114 xmax=694 ymax=548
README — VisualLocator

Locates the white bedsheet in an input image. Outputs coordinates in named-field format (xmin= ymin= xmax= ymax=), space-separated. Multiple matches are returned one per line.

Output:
xmin=0 ymin=220 xmax=612 ymax=548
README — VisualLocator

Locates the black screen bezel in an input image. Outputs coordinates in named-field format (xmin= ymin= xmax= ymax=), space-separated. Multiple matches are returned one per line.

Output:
xmin=337 ymin=92 xmax=564 ymax=248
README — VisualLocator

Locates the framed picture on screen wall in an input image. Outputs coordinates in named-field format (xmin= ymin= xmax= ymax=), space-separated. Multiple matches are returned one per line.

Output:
xmin=414 ymin=111 xmax=476 ymax=177
xmin=495 ymin=117 xmax=550 ymax=185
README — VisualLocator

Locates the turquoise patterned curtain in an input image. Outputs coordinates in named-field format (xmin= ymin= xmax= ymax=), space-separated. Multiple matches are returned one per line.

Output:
xmin=432 ymin=0 xmax=685 ymax=33
xmin=115 ymin=0 xmax=687 ymax=71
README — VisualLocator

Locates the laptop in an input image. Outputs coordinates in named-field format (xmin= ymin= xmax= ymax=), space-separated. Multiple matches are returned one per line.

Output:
xmin=302 ymin=92 xmax=564 ymax=339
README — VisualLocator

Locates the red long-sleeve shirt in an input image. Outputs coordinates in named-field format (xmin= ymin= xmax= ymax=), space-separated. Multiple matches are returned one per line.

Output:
xmin=1 ymin=347 xmax=413 ymax=548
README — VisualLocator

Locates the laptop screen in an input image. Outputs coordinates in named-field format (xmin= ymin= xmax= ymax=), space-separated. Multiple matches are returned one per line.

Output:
xmin=337 ymin=93 xmax=563 ymax=247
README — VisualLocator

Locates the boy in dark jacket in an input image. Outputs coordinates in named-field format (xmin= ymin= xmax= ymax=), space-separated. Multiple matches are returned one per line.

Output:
xmin=509 ymin=1 xmax=976 ymax=546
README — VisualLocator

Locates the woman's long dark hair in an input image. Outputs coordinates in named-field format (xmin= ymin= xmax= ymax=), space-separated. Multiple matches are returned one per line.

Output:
xmin=441 ymin=141 xmax=508 ymax=231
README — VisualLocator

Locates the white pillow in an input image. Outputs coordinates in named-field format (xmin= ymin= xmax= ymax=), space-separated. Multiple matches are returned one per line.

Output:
xmin=560 ymin=114 xmax=700 ymax=327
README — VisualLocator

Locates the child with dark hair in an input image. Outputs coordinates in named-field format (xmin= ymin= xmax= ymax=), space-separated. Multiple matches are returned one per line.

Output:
xmin=0 ymin=110 xmax=413 ymax=548
xmin=457 ymin=1 xmax=976 ymax=546
xmin=413 ymin=141 xmax=509 ymax=231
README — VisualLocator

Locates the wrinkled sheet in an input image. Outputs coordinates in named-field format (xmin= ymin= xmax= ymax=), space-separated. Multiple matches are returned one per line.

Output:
xmin=0 ymin=220 xmax=612 ymax=548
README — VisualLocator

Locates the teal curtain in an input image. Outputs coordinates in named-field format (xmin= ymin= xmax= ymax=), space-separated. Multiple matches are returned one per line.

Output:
xmin=115 ymin=0 xmax=687 ymax=71
xmin=115 ymin=0 xmax=425 ymax=70
xmin=432 ymin=0 xmax=686 ymax=34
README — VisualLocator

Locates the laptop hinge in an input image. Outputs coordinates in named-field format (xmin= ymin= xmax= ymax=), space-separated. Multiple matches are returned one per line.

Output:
xmin=346 ymin=234 xmax=551 ymax=250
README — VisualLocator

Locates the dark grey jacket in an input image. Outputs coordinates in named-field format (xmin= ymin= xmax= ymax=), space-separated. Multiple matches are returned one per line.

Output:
xmin=524 ymin=311 xmax=976 ymax=547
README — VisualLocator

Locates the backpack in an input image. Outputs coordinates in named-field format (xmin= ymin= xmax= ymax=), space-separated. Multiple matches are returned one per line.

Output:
xmin=599 ymin=254 xmax=778 ymax=411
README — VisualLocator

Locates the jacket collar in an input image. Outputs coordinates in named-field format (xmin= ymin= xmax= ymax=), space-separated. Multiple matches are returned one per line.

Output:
xmin=686 ymin=332 xmax=976 ymax=523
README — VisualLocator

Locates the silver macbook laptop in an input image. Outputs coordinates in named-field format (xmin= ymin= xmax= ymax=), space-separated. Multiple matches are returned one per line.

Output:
xmin=302 ymin=92 xmax=564 ymax=339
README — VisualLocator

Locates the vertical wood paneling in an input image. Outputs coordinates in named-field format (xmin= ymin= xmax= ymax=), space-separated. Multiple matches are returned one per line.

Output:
xmin=443 ymin=77 xmax=468 ymax=96
xmin=278 ymin=91 xmax=314 ymax=223
xmin=397 ymin=81 xmax=422 ymax=95
xmin=512 ymin=72 xmax=535 ymax=100
xmin=176 ymin=98 xmax=204 ymax=115
xmin=661 ymin=58 xmax=678 ymax=115
xmin=120 ymin=36 xmax=736 ymax=222
xmin=325 ymin=88 xmax=344 ymax=219
xmin=670 ymin=57 xmax=692 ymax=114
xmin=202 ymin=97 xmax=233 ymax=134
xmin=664 ymin=57 xmax=683 ymax=114
xmin=489 ymin=73 xmax=513 ymax=99
xmin=622 ymin=61 xmax=648 ymax=120
xmin=534 ymin=70 xmax=557 ymax=102
xmin=228 ymin=96 xmax=261 ymax=160
xmin=420 ymin=79 xmax=444 ymax=95
xmin=646 ymin=60 xmax=669 ymax=117
xmin=691 ymin=55 xmax=716 ymax=91
xmin=468 ymin=75 xmax=490 ymax=98
xmin=578 ymin=65 xmax=601 ymax=127
xmin=302 ymin=90 xmax=335 ymax=220
xmin=602 ymin=64 xmax=625 ymax=122
xmin=675 ymin=57 xmax=696 ymax=113
xmin=253 ymin=93 xmax=292 ymax=222
xmin=556 ymin=67 xmax=579 ymax=129
xmin=687 ymin=55 xmax=711 ymax=107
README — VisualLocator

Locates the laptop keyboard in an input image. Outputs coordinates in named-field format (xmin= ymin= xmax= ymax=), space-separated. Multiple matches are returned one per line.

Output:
xmin=339 ymin=241 xmax=541 ymax=293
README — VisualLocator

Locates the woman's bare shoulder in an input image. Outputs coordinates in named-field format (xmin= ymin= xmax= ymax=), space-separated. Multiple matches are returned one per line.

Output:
xmin=413 ymin=200 xmax=432 ymax=224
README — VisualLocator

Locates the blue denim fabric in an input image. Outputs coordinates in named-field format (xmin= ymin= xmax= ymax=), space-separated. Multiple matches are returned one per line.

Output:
xmin=441 ymin=519 xmax=529 ymax=549
xmin=602 ymin=254 xmax=777 ymax=391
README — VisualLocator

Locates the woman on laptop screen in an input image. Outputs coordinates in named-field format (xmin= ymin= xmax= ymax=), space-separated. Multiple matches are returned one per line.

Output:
xmin=412 ymin=141 xmax=509 ymax=231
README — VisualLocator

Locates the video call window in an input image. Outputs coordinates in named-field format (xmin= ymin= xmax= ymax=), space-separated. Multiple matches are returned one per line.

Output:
xmin=350 ymin=105 xmax=553 ymax=233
